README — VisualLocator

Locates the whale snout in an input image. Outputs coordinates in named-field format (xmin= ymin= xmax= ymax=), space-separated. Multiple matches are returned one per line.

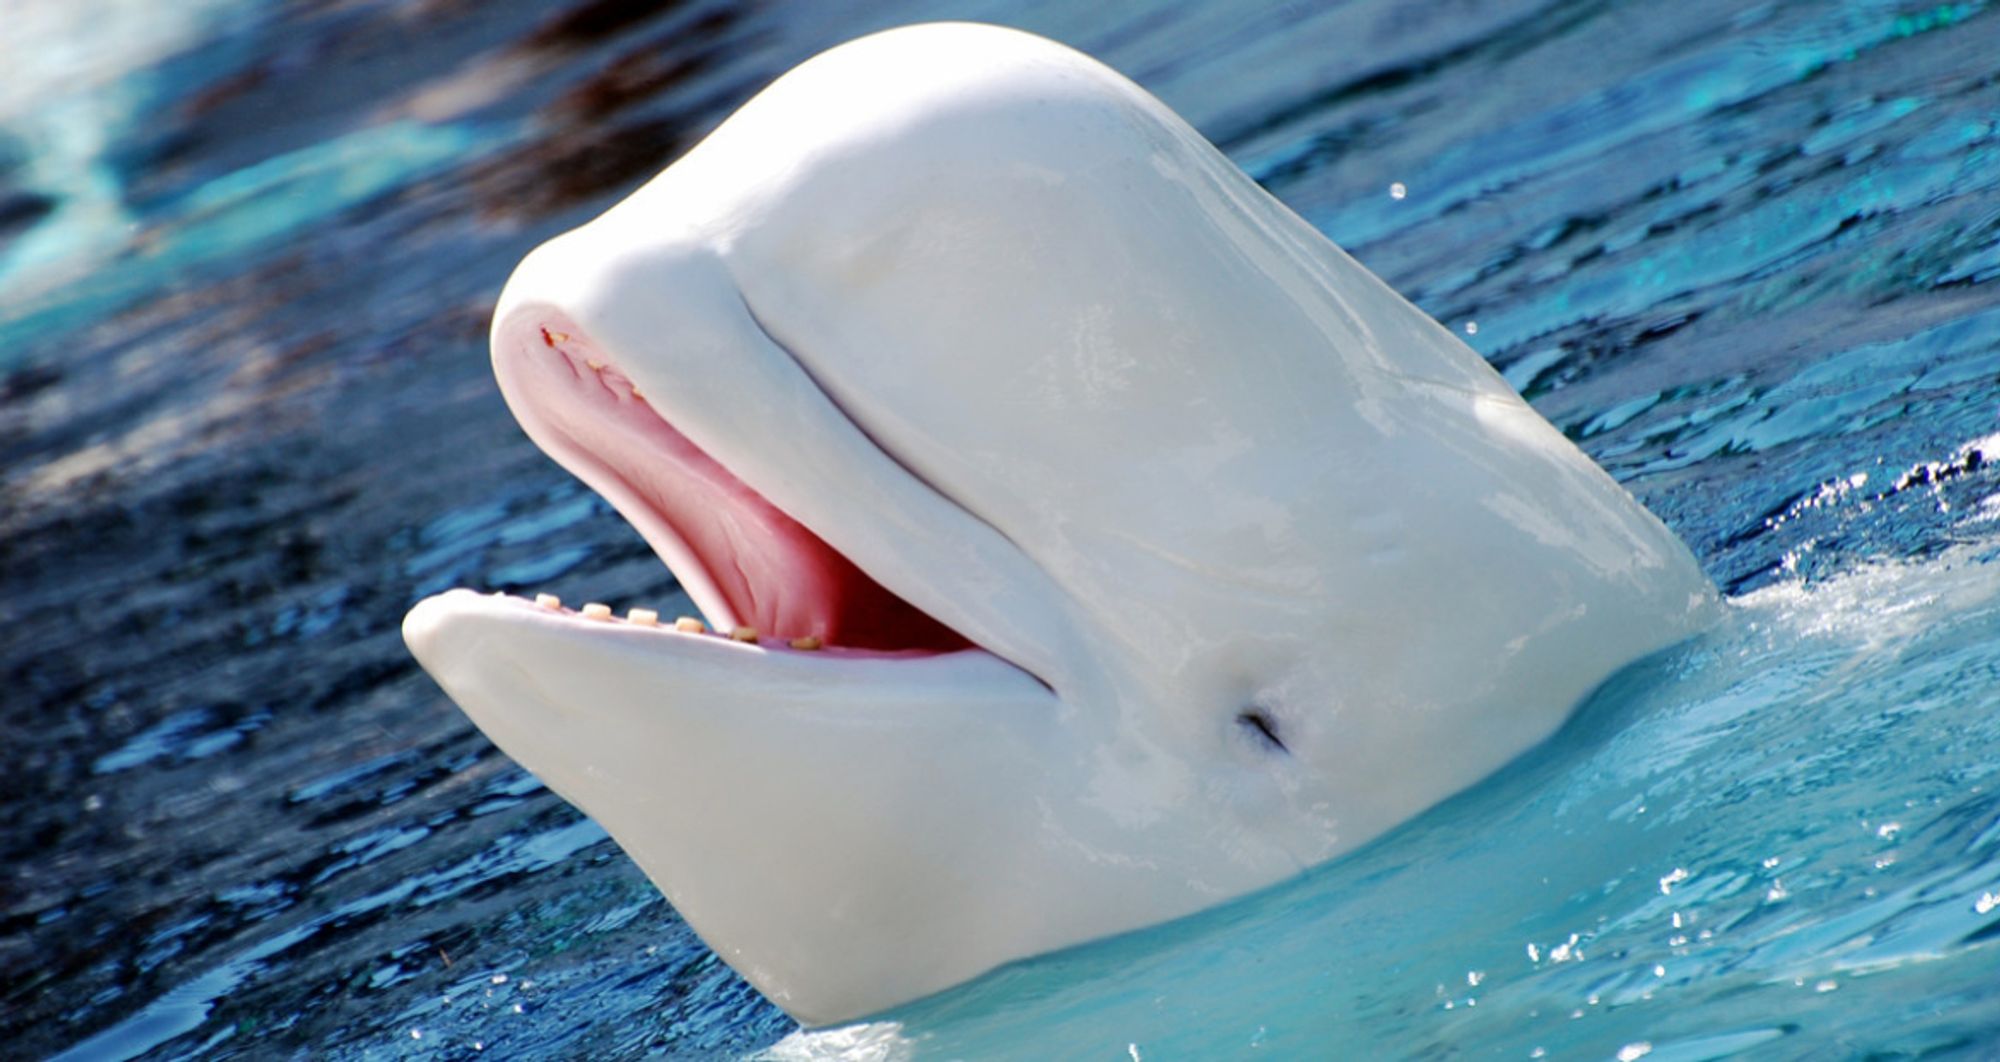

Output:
xmin=401 ymin=589 xmax=482 ymax=682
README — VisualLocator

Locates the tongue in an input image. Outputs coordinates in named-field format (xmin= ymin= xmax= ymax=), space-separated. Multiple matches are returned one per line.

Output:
xmin=497 ymin=319 xmax=971 ymax=652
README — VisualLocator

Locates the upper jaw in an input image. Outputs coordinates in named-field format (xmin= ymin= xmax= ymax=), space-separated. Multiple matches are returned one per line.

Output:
xmin=486 ymin=232 xmax=1094 ymax=692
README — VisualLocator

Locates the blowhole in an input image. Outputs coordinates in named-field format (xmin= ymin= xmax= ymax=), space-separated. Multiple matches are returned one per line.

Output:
xmin=1237 ymin=708 xmax=1288 ymax=753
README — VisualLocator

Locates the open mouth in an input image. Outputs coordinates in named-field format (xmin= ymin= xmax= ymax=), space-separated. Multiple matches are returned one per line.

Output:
xmin=489 ymin=309 xmax=976 ymax=658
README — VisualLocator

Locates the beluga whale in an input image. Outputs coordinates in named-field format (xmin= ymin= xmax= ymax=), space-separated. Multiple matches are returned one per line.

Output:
xmin=403 ymin=22 xmax=1721 ymax=1025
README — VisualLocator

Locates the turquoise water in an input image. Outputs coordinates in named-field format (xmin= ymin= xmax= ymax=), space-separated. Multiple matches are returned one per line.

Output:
xmin=5 ymin=0 xmax=2000 ymax=1058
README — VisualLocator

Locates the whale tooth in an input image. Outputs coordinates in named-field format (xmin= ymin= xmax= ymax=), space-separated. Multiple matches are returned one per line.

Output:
xmin=789 ymin=636 xmax=822 ymax=651
xmin=581 ymin=602 xmax=612 ymax=620
xmin=731 ymin=625 xmax=760 ymax=643
xmin=674 ymin=616 xmax=707 ymax=634
xmin=628 ymin=608 xmax=660 ymax=626
xmin=535 ymin=593 xmax=562 ymax=611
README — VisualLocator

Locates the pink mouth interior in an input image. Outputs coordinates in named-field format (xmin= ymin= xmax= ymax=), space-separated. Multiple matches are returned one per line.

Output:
xmin=493 ymin=312 xmax=971 ymax=654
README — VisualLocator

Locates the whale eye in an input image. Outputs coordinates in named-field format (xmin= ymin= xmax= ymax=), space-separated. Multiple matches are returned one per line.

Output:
xmin=1237 ymin=707 xmax=1288 ymax=754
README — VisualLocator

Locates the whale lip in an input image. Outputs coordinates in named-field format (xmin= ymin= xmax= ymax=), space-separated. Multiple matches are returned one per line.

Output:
xmin=402 ymin=588 xmax=1003 ymax=679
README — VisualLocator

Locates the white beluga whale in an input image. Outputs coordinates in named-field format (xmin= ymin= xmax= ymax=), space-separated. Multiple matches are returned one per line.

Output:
xmin=403 ymin=22 xmax=1720 ymax=1025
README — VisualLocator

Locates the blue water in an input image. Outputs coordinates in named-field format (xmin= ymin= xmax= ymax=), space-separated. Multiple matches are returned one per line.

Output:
xmin=5 ymin=0 xmax=1999 ymax=1058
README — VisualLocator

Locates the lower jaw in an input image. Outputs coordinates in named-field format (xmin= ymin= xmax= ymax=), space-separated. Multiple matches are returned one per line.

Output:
xmin=499 ymin=589 xmax=979 ymax=662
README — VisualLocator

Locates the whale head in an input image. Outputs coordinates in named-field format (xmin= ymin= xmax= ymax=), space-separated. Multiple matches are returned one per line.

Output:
xmin=403 ymin=22 xmax=1719 ymax=1024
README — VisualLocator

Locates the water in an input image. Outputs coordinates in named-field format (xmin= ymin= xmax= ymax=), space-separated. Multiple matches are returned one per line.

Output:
xmin=4 ymin=0 xmax=1998 ymax=1058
